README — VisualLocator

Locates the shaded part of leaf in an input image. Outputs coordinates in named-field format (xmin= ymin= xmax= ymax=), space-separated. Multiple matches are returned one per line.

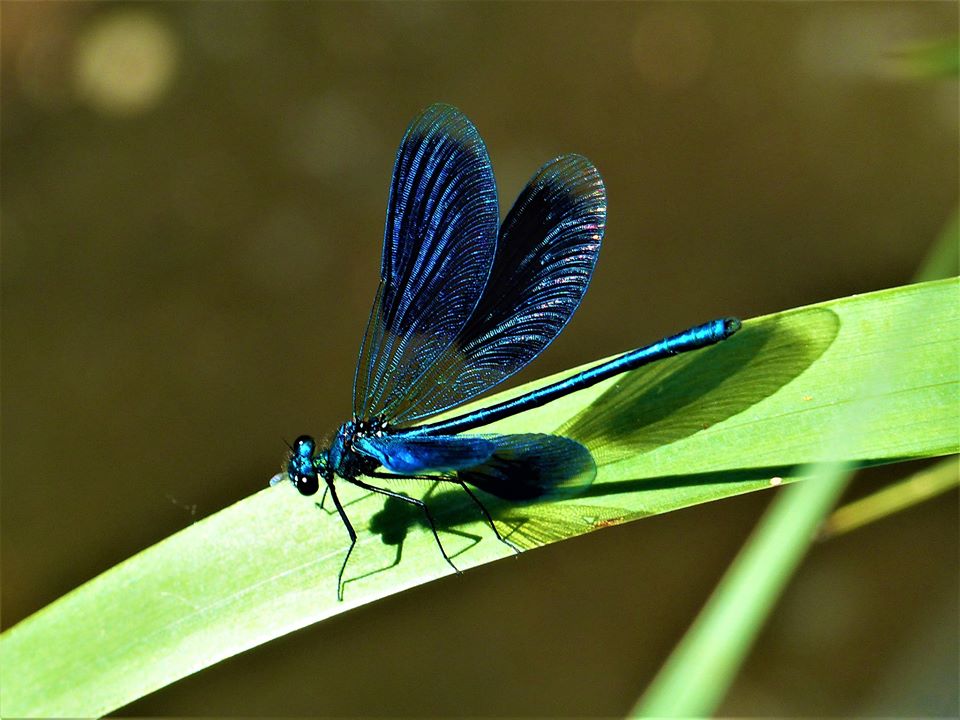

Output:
xmin=494 ymin=503 xmax=636 ymax=550
xmin=366 ymin=480 xmax=496 ymax=547
xmin=558 ymin=308 xmax=841 ymax=465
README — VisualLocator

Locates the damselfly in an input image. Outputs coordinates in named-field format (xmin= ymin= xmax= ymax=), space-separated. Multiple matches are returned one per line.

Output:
xmin=272 ymin=103 xmax=740 ymax=598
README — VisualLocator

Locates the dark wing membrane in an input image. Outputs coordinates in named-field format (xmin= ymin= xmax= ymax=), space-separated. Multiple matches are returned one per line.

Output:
xmin=355 ymin=432 xmax=595 ymax=501
xmin=353 ymin=104 xmax=499 ymax=421
xmin=458 ymin=434 xmax=596 ymax=501
xmin=354 ymin=433 xmax=496 ymax=474
xmin=389 ymin=154 xmax=606 ymax=425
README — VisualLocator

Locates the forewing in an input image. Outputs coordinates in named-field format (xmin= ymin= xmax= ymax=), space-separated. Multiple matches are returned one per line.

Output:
xmin=457 ymin=433 xmax=596 ymax=501
xmin=355 ymin=434 xmax=496 ymax=475
xmin=353 ymin=104 xmax=499 ymax=421
xmin=390 ymin=154 xmax=605 ymax=425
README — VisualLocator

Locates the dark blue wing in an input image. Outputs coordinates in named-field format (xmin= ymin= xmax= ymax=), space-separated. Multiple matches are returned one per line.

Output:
xmin=387 ymin=154 xmax=606 ymax=425
xmin=354 ymin=434 xmax=496 ymax=474
xmin=458 ymin=434 xmax=596 ymax=501
xmin=357 ymin=432 xmax=595 ymax=501
xmin=353 ymin=104 xmax=499 ymax=422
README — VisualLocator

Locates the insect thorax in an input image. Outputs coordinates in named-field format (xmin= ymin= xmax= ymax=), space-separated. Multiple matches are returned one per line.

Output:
xmin=328 ymin=417 xmax=386 ymax=479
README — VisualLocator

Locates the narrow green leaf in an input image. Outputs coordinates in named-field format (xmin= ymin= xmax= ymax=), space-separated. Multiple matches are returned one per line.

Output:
xmin=632 ymin=270 xmax=957 ymax=716
xmin=917 ymin=207 xmax=960 ymax=282
xmin=633 ymin=462 xmax=853 ymax=718
xmin=821 ymin=456 xmax=959 ymax=538
xmin=2 ymin=279 xmax=957 ymax=718
xmin=887 ymin=37 xmax=960 ymax=78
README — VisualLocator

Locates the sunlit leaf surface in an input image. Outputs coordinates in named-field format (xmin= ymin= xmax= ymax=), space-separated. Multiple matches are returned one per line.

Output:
xmin=1 ymin=278 xmax=956 ymax=718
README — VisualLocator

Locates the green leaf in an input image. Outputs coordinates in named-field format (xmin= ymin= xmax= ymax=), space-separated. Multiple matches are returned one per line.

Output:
xmin=887 ymin=37 xmax=960 ymax=78
xmin=917 ymin=207 xmax=960 ymax=282
xmin=633 ymin=459 xmax=854 ymax=718
xmin=2 ymin=278 xmax=957 ymax=718
xmin=821 ymin=456 xmax=959 ymax=538
xmin=631 ymin=236 xmax=959 ymax=716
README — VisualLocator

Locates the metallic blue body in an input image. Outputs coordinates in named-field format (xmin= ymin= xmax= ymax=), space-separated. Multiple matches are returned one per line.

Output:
xmin=408 ymin=317 xmax=740 ymax=437
xmin=279 ymin=103 xmax=741 ymax=598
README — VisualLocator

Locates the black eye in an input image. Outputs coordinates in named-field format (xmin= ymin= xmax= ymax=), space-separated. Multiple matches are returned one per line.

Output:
xmin=293 ymin=435 xmax=316 ymax=459
xmin=294 ymin=472 xmax=319 ymax=496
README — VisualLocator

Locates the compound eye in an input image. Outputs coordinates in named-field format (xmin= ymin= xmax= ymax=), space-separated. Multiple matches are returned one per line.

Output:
xmin=293 ymin=435 xmax=316 ymax=459
xmin=293 ymin=471 xmax=319 ymax=496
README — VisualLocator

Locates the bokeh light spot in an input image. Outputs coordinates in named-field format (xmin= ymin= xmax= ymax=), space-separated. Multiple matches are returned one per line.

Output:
xmin=73 ymin=10 xmax=179 ymax=117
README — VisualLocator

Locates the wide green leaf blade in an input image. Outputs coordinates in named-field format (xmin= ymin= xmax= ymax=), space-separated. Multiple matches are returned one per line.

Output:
xmin=2 ymin=278 xmax=956 ymax=718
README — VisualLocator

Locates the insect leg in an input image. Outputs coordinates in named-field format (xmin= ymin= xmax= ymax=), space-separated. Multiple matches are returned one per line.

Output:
xmin=456 ymin=480 xmax=521 ymax=555
xmin=317 ymin=484 xmax=374 ymax=516
xmin=368 ymin=471 xmax=517 ymax=554
xmin=324 ymin=480 xmax=357 ymax=601
xmin=350 ymin=476 xmax=460 ymax=575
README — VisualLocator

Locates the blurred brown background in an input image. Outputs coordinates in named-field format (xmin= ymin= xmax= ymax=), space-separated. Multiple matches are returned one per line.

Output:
xmin=2 ymin=2 xmax=957 ymax=716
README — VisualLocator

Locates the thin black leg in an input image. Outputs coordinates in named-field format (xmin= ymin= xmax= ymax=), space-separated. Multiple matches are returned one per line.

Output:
xmin=444 ymin=526 xmax=484 ymax=559
xmin=346 ymin=541 xmax=404 ymax=588
xmin=325 ymin=480 xmax=357 ymax=601
xmin=317 ymin=484 xmax=374 ymax=516
xmin=456 ymin=480 xmax=521 ymax=555
xmin=354 ymin=475 xmax=460 ymax=575
xmin=367 ymin=471 xmax=520 ymax=556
